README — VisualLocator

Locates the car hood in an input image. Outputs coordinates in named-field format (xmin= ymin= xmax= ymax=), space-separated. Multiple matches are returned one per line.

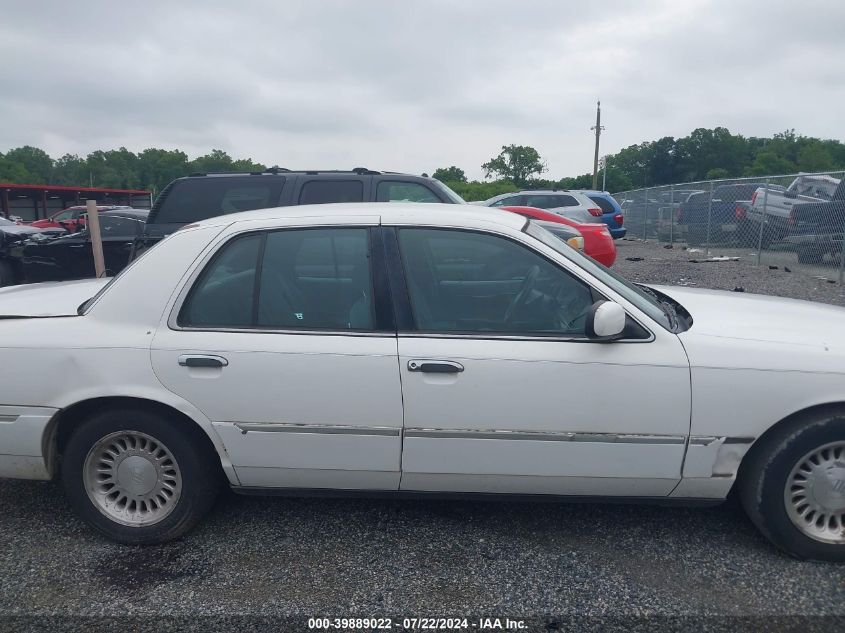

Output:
xmin=0 ymin=278 xmax=110 ymax=317
xmin=650 ymin=284 xmax=845 ymax=374
xmin=652 ymin=285 xmax=845 ymax=345
xmin=1 ymin=224 xmax=43 ymax=237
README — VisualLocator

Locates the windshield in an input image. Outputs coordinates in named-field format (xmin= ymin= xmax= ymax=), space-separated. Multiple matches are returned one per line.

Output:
xmin=432 ymin=179 xmax=466 ymax=204
xmin=526 ymin=221 xmax=673 ymax=331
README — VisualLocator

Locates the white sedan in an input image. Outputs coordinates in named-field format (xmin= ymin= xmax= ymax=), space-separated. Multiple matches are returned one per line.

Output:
xmin=0 ymin=203 xmax=843 ymax=560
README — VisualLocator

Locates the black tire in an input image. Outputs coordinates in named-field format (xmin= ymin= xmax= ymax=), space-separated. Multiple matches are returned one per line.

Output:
xmin=796 ymin=247 xmax=826 ymax=265
xmin=61 ymin=408 xmax=220 ymax=544
xmin=739 ymin=408 xmax=845 ymax=561
xmin=0 ymin=260 xmax=17 ymax=287
xmin=687 ymin=225 xmax=706 ymax=246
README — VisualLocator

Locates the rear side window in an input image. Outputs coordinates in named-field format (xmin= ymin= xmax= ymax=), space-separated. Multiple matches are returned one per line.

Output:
xmin=490 ymin=195 xmax=524 ymax=207
xmin=179 ymin=228 xmax=374 ymax=331
xmin=588 ymin=196 xmax=616 ymax=214
xmin=153 ymin=177 xmax=284 ymax=224
xmin=98 ymin=216 xmax=144 ymax=237
xmin=298 ymin=180 xmax=364 ymax=204
xmin=376 ymin=181 xmax=440 ymax=203
xmin=523 ymin=194 xmax=579 ymax=209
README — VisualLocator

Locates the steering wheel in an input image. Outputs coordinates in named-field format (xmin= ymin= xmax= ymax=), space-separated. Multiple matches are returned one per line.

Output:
xmin=504 ymin=265 xmax=540 ymax=324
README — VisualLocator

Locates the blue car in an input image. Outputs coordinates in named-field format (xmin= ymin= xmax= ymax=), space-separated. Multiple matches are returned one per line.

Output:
xmin=574 ymin=190 xmax=626 ymax=239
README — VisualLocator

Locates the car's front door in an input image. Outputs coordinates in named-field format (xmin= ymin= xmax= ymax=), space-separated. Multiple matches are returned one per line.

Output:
xmin=387 ymin=226 xmax=691 ymax=496
xmin=151 ymin=220 xmax=403 ymax=490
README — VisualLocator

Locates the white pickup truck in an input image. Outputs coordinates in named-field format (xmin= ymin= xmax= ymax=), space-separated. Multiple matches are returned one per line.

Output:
xmin=742 ymin=175 xmax=840 ymax=246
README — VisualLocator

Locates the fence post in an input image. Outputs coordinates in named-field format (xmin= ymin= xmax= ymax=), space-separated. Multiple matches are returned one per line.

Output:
xmin=755 ymin=178 xmax=770 ymax=266
xmin=669 ymin=183 xmax=675 ymax=244
xmin=86 ymin=199 xmax=106 ymax=279
xmin=705 ymin=181 xmax=714 ymax=256
xmin=839 ymin=210 xmax=845 ymax=285
xmin=643 ymin=188 xmax=649 ymax=241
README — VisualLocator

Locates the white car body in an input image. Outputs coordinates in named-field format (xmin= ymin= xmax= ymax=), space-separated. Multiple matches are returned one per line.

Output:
xmin=480 ymin=191 xmax=604 ymax=225
xmin=1 ymin=203 xmax=844 ymax=506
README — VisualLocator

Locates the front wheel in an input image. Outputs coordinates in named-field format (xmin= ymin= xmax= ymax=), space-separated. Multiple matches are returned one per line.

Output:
xmin=739 ymin=409 xmax=845 ymax=561
xmin=61 ymin=408 xmax=220 ymax=544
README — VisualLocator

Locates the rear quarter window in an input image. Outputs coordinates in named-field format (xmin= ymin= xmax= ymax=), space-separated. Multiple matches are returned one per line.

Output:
xmin=153 ymin=177 xmax=285 ymax=224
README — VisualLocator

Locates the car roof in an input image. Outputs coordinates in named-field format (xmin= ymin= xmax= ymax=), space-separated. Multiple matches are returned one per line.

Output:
xmin=189 ymin=202 xmax=527 ymax=231
xmin=179 ymin=169 xmax=436 ymax=180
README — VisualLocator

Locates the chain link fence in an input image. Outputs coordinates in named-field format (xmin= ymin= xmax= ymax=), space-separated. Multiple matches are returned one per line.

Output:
xmin=613 ymin=171 xmax=845 ymax=283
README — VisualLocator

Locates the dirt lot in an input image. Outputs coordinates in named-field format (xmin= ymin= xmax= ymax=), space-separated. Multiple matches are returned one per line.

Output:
xmin=1 ymin=240 xmax=844 ymax=631
xmin=614 ymin=238 xmax=845 ymax=307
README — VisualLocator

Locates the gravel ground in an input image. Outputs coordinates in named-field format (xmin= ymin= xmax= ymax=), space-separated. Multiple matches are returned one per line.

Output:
xmin=1 ymin=240 xmax=845 ymax=631
xmin=614 ymin=239 xmax=845 ymax=307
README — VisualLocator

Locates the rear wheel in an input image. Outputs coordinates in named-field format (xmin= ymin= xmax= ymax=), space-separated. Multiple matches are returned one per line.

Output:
xmin=739 ymin=409 xmax=845 ymax=561
xmin=0 ymin=260 xmax=17 ymax=287
xmin=61 ymin=408 xmax=220 ymax=544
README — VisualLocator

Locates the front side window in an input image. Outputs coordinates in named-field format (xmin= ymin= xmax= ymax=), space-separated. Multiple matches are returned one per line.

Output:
xmin=376 ymin=181 xmax=440 ymax=203
xmin=179 ymin=228 xmax=374 ymax=330
xmin=298 ymin=180 xmax=364 ymax=204
xmin=397 ymin=228 xmax=594 ymax=335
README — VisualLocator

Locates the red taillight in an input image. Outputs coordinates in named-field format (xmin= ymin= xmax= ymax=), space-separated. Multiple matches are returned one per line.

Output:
xmin=614 ymin=213 xmax=623 ymax=225
xmin=751 ymin=191 xmax=758 ymax=205
xmin=735 ymin=205 xmax=746 ymax=220
xmin=588 ymin=207 xmax=602 ymax=217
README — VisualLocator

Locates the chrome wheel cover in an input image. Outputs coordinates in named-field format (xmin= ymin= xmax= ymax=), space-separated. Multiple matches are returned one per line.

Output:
xmin=784 ymin=441 xmax=845 ymax=544
xmin=83 ymin=431 xmax=182 ymax=527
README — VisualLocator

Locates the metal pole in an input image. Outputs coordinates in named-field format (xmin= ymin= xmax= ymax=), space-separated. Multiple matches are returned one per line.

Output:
xmin=591 ymin=101 xmax=603 ymax=190
xmin=755 ymin=179 xmax=770 ymax=266
xmin=86 ymin=199 xmax=106 ymax=279
xmin=838 ymin=210 xmax=845 ymax=284
xmin=643 ymin=188 xmax=649 ymax=241
xmin=669 ymin=183 xmax=675 ymax=244
xmin=705 ymin=181 xmax=714 ymax=256
xmin=601 ymin=156 xmax=607 ymax=191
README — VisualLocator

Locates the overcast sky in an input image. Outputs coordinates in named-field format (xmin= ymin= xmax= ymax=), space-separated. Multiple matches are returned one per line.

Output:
xmin=3 ymin=0 xmax=844 ymax=179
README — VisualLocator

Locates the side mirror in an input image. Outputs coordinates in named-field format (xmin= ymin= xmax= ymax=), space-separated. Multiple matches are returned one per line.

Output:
xmin=586 ymin=300 xmax=626 ymax=341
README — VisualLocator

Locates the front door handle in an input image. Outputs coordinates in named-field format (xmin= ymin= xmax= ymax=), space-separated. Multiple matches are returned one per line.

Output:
xmin=178 ymin=354 xmax=228 ymax=368
xmin=407 ymin=359 xmax=464 ymax=373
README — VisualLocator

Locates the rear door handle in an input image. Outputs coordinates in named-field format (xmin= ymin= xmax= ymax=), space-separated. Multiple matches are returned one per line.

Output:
xmin=407 ymin=359 xmax=464 ymax=373
xmin=178 ymin=354 xmax=228 ymax=368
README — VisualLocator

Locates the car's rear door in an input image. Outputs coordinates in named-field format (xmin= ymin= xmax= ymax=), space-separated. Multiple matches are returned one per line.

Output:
xmin=150 ymin=215 xmax=403 ymax=490
xmin=386 ymin=224 xmax=691 ymax=497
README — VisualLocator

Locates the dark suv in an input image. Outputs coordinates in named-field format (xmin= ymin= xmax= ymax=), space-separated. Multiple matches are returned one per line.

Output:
xmin=133 ymin=168 xmax=464 ymax=258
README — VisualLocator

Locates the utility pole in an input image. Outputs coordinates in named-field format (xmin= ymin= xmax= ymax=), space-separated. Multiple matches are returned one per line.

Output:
xmin=591 ymin=100 xmax=604 ymax=190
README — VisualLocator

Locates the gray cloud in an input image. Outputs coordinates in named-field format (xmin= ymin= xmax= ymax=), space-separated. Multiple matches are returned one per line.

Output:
xmin=2 ymin=0 xmax=842 ymax=179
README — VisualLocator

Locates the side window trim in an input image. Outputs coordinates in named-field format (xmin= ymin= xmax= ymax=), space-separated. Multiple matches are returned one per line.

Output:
xmin=171 ymin=225 xmax=394 ymax=335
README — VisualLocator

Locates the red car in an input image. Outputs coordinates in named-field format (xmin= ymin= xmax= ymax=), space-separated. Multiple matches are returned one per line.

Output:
xmin=501 ymin=205 xmax=617 ymax=267
xmin=27 ymin=205 xmax=130 ymax=232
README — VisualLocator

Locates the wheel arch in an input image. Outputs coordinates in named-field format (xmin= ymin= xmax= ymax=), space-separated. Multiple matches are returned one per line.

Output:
xmin=736 ymin=401 xmax=845 ymax=486
xmin=44 ymin=395 xmax=238 ymax=486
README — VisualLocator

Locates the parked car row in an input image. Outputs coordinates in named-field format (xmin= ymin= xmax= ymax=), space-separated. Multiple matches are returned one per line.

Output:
xmin=0 ymin=208 xmax=149 ymax=287
xmin=0 ymin=171 xmax=622 ymax=288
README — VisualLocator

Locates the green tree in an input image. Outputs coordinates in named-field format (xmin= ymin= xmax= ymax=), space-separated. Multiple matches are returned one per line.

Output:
xmin=52 ymin=154 xmax=89 ymax=186
xmin=482 ymin=145 xmax=546 ymax=187
xmin=432 ymin=166 xmax=467 ymax=183
xmin=796 ymin=142 xmax=834 ymax=172
xmin=706 ymin=168 xmax=730 ymax=180
xmin=745 ymin=151 xmax=797 ymax=176
xmin=137 ymin=148 xmax=190 ymax=193
xmin=0 ymin=153 xmax=34 ymax=182
xmin=3 ymin=146 xmax=53 ymax=183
